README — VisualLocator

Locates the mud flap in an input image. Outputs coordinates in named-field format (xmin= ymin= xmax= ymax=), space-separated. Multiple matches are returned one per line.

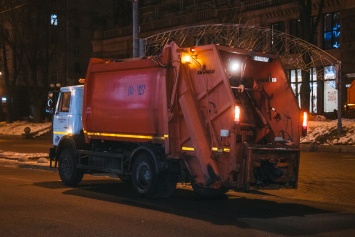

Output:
xmin=244 ymin=147 xmax=300 ymax=190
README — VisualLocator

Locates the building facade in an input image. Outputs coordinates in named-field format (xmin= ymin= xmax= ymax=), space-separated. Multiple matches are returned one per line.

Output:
xmin=92 ymin=0 xmax=355 ymax=115
xmin=1 ymin=0 xmax=354 ymax=120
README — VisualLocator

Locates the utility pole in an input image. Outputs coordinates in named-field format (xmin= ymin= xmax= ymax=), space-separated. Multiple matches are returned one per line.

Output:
xmin=132 ymin=0 xmax=139 ymax=58
xmin=337 ymin=63 xmax=342 ymax=135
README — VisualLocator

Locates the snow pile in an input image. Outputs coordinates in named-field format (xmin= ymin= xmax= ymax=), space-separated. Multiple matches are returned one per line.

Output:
xmin=0 ymin=121 xmax=51 ymax=163
xmin=301 ymin=117 xmax=355 ymax=145
xmin=0 ymin=151 xmax=48 ymax=162
xmin=0 ymin=121 xmax=51 ymax=136
xmin=0 ymin=118 xmax=354 ymax=146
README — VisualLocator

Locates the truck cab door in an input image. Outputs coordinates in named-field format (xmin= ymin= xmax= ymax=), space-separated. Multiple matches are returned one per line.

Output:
xmin=52 ymin=91 xmax=71 ymax=146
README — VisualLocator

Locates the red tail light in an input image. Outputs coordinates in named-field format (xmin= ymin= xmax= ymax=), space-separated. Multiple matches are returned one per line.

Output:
xmin=302 ymin=112 xmax=307 ymax=136
xmin=234 ymin=105 xmax=240 ymax=123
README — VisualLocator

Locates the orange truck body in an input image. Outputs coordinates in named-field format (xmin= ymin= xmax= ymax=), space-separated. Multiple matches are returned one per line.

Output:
xmin=51 ymin=42 xmax=301 ymax=197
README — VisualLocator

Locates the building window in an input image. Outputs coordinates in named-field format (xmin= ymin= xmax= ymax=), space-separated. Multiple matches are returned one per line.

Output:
xmin=310 ymin=68 xmax=317 ymax=113
xmin=271 ymin=22 xmax=285 ymax=33
xmin=271 ymin=22 xmax=285 ymax=53
xmin=324 ymin=66 xmax=337 ymax=112
xmin=289 ymin=19 xmax=301 ymax=54
xmin=290 ymin=19 xmax=301 ymax=38
xmin=323 ymin=12 xmax=340 ymax=49
xmin=289 ymin=68 xmax=317 ymax=113
xmin=51 ymin=14 xmax=58 ymax=26
xmin=290 ymin=17 xmax=317 ymax=44
xmin=289 ymin=69 xmax=302 ymax=107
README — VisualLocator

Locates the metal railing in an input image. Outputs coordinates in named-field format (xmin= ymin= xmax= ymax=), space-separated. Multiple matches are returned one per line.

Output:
xmin=143 ymin=24 xmax=340 ymax=79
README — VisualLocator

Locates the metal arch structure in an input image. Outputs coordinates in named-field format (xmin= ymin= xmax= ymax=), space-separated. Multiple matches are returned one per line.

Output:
xmin=142 ymin=24 xmax=343 ymax=133
xmin=142 ymin=24 xmax=340 ymax=81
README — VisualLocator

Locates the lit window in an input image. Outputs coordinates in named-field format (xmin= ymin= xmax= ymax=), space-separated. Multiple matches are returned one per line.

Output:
xmin=289 ymin=69 xmax=302 ymax=107
xmin=324 ymin=66 xmax=337 ymax=112
xmin=51 ymin=14 xmax=58 ymax=26
xmin=288 ymin=68 xmax=318 ymax=112
xmin=323 ymin=12 xmax=340 ymax=49
xmin=324 ymin=66 xmax=336 ymax=80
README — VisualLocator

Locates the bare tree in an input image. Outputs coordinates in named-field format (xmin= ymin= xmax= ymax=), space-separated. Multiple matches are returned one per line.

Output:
xmin=0 ymin=0 xmax=64 ymax=122
xmin=0 ymin=24 xmax=13 ymax=122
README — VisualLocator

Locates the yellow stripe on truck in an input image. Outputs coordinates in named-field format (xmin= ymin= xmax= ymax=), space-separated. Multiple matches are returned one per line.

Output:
xmin=182 ymin=147 xmax=230 ymax=152
xmin=53 ymin=131 xmax=70 ymax=135
xmin=84 ymin=130 xmax=167 ymax=141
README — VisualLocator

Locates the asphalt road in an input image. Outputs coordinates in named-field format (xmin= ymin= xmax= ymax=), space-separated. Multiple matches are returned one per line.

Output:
xmin=0 ymin=163 xmax=354 ymax=236
xmin=0 ymin=134 xmax=52 ymax=153
xmin=0 ymin=137 xmax=354 ymax=236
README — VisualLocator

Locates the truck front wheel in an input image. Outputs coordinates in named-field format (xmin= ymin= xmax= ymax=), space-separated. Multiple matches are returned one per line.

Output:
xmin=132 ymin=154 xmax=158 ymax=197
xmin=58 ymin=148 xmax=84 ymax=186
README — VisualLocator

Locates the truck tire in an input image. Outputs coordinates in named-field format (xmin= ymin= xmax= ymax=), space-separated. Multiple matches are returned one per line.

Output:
xmin=132 ymin=154 xmax=158 ymax=198
xmin=58 ymin=148 xmax=84 ymax=186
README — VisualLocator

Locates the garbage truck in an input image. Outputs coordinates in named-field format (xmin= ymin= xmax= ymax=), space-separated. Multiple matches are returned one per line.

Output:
xmin=50 ymin=42 xmax=304 ymax=198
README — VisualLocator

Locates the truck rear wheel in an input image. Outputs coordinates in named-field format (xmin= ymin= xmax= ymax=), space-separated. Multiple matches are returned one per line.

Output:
xmin=132 ymin=154 xmax=158 ymax=197
xmin=58 ymin=148 xmax=84 ymax=186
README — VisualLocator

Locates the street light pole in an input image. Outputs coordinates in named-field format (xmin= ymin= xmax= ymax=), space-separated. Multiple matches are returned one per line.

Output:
xmin=337 ymin=63 xmax=342 ymax=136
xmin=132 ymin=0 xmax=139 ymax=58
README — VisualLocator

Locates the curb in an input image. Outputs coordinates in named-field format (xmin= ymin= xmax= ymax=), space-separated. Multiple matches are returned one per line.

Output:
xmin=0 ymin=134 xmax=23 ymax=140
xmin=0 ymin=126 xmax=52 ymax=140
xmin=22 ymin=127 xmax=52 ymax=139
xmin=300 ymin=144 xmax=355 ymax=153
xmin=18 ymin=162 xmax=57 ymax=171
xmin=1 ymin=133 xmax=355 ymax=153
xmin=0 ymin=157 xmax=55 ymax=171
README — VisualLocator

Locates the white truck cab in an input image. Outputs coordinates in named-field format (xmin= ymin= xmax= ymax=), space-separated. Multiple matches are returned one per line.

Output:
xmin=52 ymin=85 xmax=84 ymax=146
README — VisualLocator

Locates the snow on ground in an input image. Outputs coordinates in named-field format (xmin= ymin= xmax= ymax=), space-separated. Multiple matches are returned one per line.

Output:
xmin=0 ymin=120 xmax=52 ymax=136
xmin=301 ymin=116 xmax=355 ymax=145
xmin=0 ymin=151 xmax=48 ymax=163
xmin=1 ymin=117 xmax=355 ymax=144
xmin=0 ymin=121 xmax=51 ymax=163
xmin=0 ymin=117 xmax=354 ymax=164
